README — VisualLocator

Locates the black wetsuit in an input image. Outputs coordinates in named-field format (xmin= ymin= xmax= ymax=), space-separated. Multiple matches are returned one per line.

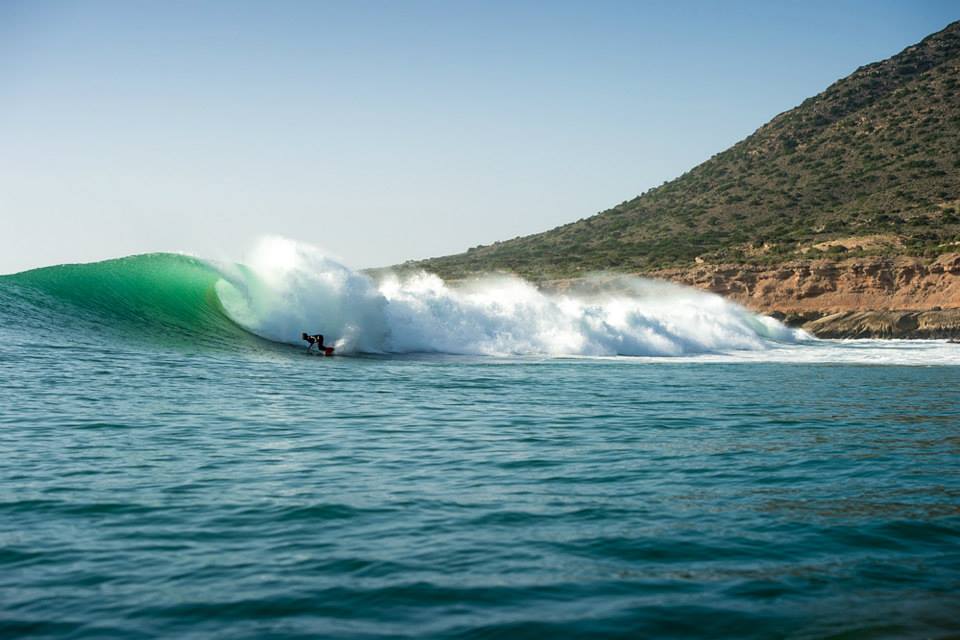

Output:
xmin=304 ymin=334 xmax=325 ymax=351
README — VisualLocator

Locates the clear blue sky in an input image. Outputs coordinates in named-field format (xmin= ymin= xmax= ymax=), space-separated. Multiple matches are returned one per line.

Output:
xmin=2 ymin=1 xmax=957 ymax=273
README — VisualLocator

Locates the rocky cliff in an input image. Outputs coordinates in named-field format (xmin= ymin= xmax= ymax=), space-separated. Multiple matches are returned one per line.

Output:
xmin=655 ymin=253 xmax=960 ymax=337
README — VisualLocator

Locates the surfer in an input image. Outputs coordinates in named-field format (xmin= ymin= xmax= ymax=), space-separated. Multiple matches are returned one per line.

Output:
xmin=302 ymin=332 xmax=335 ymax=356
xmin=302 ymin=332 xmax=326 ymax=352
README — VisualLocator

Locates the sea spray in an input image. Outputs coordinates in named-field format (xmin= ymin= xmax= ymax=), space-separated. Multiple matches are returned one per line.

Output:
xmin=214 ymin=237 xmax=389 ymax=352
xmin=214 ymin=237 xmax=805 ymax=356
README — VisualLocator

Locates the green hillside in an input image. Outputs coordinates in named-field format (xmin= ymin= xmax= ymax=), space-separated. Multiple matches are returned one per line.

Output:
xmin=412 ymin=21 xmax=960 ymax=281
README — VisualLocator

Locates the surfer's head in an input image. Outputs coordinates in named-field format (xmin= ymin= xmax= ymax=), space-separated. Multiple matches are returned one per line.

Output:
xmin=301 ymin=332 xmax=309 ymax=340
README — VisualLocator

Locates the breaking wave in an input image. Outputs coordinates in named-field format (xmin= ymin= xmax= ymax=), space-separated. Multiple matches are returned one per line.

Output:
xmin=0 ymin=237 xmax=806 ymax=356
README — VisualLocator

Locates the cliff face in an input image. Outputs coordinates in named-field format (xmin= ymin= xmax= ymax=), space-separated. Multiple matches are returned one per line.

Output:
xmin=657 ymin=253 xmax=960 ymax=313
xmin=655 ymin=253 xmax=960 ymax=337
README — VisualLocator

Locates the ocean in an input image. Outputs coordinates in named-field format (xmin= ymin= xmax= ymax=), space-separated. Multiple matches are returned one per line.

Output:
xmin=2 ymin=239 xmax=959 ymax=639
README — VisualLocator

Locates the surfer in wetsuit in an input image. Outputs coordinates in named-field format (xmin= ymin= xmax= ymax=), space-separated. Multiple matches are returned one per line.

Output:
xmin=302 ymin=332 xmax=327 ymax=352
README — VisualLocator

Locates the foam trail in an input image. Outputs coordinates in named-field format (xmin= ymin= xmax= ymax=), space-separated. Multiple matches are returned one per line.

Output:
xmin=214 ymin=237 xmax=806 ymax=356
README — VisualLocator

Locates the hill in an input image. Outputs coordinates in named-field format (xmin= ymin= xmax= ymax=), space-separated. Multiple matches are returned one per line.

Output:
xmin=410 ymin=21 xmax=960 ymax=284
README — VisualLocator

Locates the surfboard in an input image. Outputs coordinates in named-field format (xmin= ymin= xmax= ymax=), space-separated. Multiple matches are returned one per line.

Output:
xmin=324 ymin=347 xmax=335 ymax=356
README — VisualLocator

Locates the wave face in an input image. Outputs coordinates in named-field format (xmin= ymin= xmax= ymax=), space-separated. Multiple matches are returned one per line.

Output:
xmin=0 ymin=252 xmax=257 ymax=350
xmin=0 ymin=237 xmax=804 ymax=356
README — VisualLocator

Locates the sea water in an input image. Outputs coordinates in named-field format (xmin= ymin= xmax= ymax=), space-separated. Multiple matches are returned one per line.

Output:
xmin=1 ymin=239 xmax=958 ymax=638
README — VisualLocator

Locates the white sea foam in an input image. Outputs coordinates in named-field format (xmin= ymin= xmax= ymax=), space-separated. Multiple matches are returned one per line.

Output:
xmin=657 ymin=338 xmax=960 ymax=366
xmin=212 ymin=237 xmax=807 ymax=356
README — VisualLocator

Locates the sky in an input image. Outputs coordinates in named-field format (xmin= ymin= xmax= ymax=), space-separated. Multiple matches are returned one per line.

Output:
xmin=1 ymin=1 xmax=958 ymax=273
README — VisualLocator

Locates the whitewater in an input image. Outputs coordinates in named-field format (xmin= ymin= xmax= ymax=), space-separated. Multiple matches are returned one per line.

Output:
xmin=212 ymin=237 xmax=805 ymax=357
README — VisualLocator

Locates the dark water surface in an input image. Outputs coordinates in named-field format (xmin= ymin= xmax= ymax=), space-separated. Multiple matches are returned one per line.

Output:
xmin=3 ymin=342 xmax=959 ymax=639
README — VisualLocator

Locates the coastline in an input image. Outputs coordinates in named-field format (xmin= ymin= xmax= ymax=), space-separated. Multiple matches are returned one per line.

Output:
xmin=652 ymin=253 xmax=960 ymax=339
xmin=528 ymin=252 xmax=960 ymax=339
xmin=783 ymin=308 xmax=960 ymax=339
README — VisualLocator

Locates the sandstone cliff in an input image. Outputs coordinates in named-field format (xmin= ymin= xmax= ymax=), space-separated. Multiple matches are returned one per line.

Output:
xmin=654 ymin=253 xmax=960 ymax=338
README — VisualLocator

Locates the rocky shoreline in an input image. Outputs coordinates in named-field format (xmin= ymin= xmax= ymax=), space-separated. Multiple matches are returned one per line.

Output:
xmin=773 ymin=309 xmax=960 ymax=339
xmin=654 ymin=253 xmax=960 ymax=339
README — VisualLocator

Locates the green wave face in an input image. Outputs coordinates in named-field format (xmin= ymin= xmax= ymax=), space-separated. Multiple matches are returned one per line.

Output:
xmin=0 ymin=253 xmax=264 ymax=350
